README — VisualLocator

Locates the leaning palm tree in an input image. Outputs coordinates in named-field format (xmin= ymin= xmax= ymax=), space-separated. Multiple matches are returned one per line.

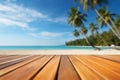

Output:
xmin=89 ymin=23 xmax=108 ymax=46
xmin=74 ymin=0 xmax=120 ymax=39
xmin=73 ymin=29 xmax=80 ymax=37
xmin=74 ymin=0 xmax=108 ymax=13
xmin=89 ymin=23 xmax=98 ymax=35
xmin=68 ymin=7 xmax=100 ymax=50
xmin=97 ymin=7 xmax=120 ymax=39
xmin=68 ymin=7 xmax=87 ymax=27
xmin=106 ymin=12 xmax=120 ymax=36
xmin=74 ymin=0 xmax=108 ymax=10
xmin=81 ymin=26 xmax=101 ymax=50
xmin=115 ymin=16 xmax=120 ymax=32
xmin=73 ymin=26 xmax=94 ymax=47
xmin=80 ymin=26 xmax=90 ymax=45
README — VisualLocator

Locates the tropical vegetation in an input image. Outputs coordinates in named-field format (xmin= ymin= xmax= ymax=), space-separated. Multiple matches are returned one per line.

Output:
xmin=66 ymin=30 xmax=120 ymax=46
xmin=66 ymin=0 xmax=120 ymax=48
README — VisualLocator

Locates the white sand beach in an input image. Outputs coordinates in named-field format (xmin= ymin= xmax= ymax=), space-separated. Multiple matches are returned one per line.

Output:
xmin=0 ymin=49 xmax=120 ymax=55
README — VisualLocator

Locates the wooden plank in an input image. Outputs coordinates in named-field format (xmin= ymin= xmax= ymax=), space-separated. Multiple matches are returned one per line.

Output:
xmin=88 ymin=56 xmax=120 ymax=74
xmin=0 ymin=56 xmax=41 ymax=76
xmin=0 ymin=56 xmax=13 ymax=58
xmin=69 ymin=56 xmax=104 ymax=80
xmin=0 ymin=56 xmax=32 ymax=69
xmin=75 ymin=56 xmax=120 ymax=80
xmin=0 ymin=56 xmax=22 ymax=61
xmin=0 ymin=56 xmax=30 ymax=65
xmin=33 ymin=56 xmax=60 ymax=80
xmin=0 ymin=56 xmax=26 ymax=63
xmin=57 ymin=56 xmax=80 ymax=80
xmin=96 ymin=55 xmax=120 ymax=63
xmin=0 ymin=56 xmax=53 ymax=80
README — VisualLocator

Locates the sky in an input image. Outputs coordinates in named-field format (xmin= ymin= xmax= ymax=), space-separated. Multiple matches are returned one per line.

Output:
xmin=0 ymin=0 xmax=120 ymax=46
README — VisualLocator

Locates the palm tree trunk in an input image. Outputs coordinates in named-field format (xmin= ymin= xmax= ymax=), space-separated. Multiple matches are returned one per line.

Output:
xmin=96 ymin=30 xmax=109 ymax=46
xmin=99 ymin=34 xmax=108 ymax=46
xmin=83 ymin=34 xmax=91 ymax=45
xmin=94 ymin=8 xmax=120 ymax=40
xmin=109 ymin=18 xmax=120 ymax=36
xmin=83 ymin=34 xmax=101 ymax=50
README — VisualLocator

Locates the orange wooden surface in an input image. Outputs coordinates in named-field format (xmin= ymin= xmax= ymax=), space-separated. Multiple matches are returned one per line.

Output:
xmin=57 ymin=56 xmax=80 ymax=80
xmin=0 ymin=55 xmax=120 ymax=80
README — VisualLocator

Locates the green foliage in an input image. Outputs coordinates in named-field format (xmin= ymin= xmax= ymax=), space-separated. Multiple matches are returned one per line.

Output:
xmin=66 ymin=30 xmax=120 ymax=46
xmin=73 ymin=29 xmax=80 ymax=37
xmin=68 ymin=7 xmax=87 ymax=27
xmin=75 ymin=0 xmax=108 ymax=11
xmin=66 ymin=0 xmax=120 ymax=46
xmin=115 ymin=15 xmax=120 ymax=31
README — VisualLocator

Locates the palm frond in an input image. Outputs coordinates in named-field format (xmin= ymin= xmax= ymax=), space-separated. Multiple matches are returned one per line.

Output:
xmin=73 ymin=29 xmax=80 ymax=37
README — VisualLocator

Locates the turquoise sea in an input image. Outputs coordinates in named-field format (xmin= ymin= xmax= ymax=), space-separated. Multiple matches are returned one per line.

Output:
xmin=0 ymin=46 xmax=109 ymax=50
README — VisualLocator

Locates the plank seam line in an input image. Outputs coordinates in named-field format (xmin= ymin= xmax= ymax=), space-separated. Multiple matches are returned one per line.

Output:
xmin=55 ymin=55 xmax=61 ymax=80
xmin=0 ymin=56 xmax=23 ymax=60
xmin=0 ymin=56 xmax=44 ymax=77
xmin=0 ymin=56 xmax=31 ymax=65
xmin=81 ymin=56 xmax=120 ymax=76
xmin=68 ymin=56 xmax=81 ymax=80
xmin=74 ymin=56 xmax=109 ymax=80
xmin=94 ymin=55 xmax=120 ymax=63
xmin=30 ymin=56 xmax=55 ymax=80
xmin=0 ymin=56 xmax=31 ymax=70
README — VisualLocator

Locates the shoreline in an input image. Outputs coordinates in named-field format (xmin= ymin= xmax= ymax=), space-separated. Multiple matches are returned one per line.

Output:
xmin=0 ymin=49 xmax=120 ymax=55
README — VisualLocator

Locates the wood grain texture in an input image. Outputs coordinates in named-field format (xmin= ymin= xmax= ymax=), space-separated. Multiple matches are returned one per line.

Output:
xmin=75 ymin=56 xmax=120 ymax=80
xmin=57 ymin=56 xmax=80 ymax=80
xmin=0 ymin=56 xmax=41 ymax=76
xmin=96 ymin=55 xmax=120 ymax=62
xmin=69 ymin=56 xmax=104 ymax=80
xmin=0 ymin=56 xmax=25 ymax=63
xmin=0 ymin=56 xmax=31 ymax=69
xmin=33 ymin=56 xmax=60 ymax=80
xmin=0 ymin=56 xmax=53 ymax=80
xmin=0 ymin=56 xmax=30 ymax=65
xmin=0 ymin=55 xmax=120 ymax=80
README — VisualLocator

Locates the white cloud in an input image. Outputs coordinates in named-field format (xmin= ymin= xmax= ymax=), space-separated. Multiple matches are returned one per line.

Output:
xmin=54 ymin=17 xmax=67 ymax=23
xmin=47 ymin=17 xmax=67 ymax=23
xmin=0 ymin=17 xmax=28 ymax=28
xmin=40 ymin=32 xmax=66 ymax=37
xmin=0 ymin=17 xmax=36 ymax=31
xmin=29 ymin=31 xmax=70 ymax=38
xmin=0 ymin=2 xmax=66 ymax=30
xmin=0 ymin=4 xmax=47 ymax=22
xmin=6 ymin=0 xmax=16 ymax=2
xmin=28 ymin=31 xmax=74 ymax=45
xmin=0 ymin=3 xmax=48 ymax=27
xmin=0 ymin=1 xmax=71 ymax=46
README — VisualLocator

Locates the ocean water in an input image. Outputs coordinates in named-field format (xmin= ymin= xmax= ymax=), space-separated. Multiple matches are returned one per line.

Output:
xmin=0 ymin=46 xmax=109 ymax=50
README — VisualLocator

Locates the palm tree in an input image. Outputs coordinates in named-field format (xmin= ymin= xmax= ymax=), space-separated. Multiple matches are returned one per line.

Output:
xmin=81 ymin=26 xmax=101 ymax=50
xmin=74 ymin=0 xmax=108 ymax=10
xmin=68 ymin=7 xmax=87 ymax=27
xmin=107 ymin=12 xmax=120 ymax=37
xmin=89 ymin=23 xmax=108 ymax=46
xmin=80 ymin=26 xmax=90 ymax=45
xmin=89 ymin=23 xmax=98 ymax=35
xmin=74 ymin=0 xmax=120 ymax=39
xmin=74 ymin=0 xmax=108 ymax=12
xmin=97 ymin=7 xmax=120 ymax=39
xmin=73 ymin=29 xmax=80 ymax=37
xmin=68 ymin=7 xmax=100 ymax=50
xmin=115 ymin=16 xmax=120 ymax=32
xmin=73 ymin=26 xmax=92 ymax=46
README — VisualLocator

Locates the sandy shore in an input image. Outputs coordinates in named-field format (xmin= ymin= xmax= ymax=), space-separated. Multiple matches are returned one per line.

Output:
xmin=0 ymin=49 xmax=120 ymax=55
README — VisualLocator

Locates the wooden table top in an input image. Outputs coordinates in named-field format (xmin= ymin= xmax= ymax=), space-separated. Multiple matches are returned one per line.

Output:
xmin=0 ymin=55 xmax=120 ymax=80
